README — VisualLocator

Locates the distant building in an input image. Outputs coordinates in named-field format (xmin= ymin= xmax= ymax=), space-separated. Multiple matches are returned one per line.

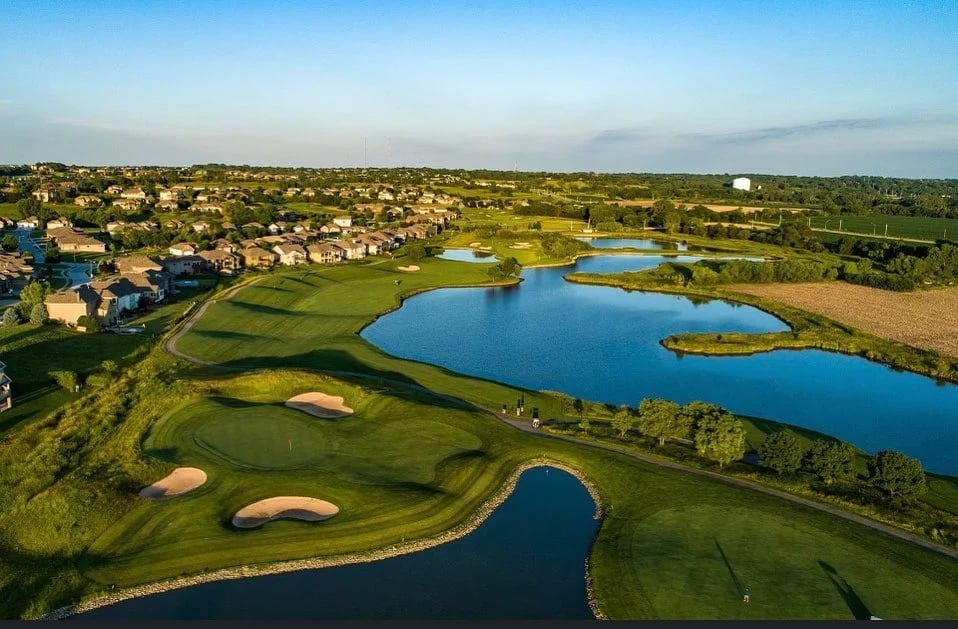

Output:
xmin=732 ymin=177 xmax=751 ymax=192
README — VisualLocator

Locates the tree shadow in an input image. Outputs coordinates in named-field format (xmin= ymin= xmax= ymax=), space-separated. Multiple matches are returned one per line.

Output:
xmin=714 ymin=539 xmax=744 ymax=597
xmin=819 ymin=560 xmax=872 ymax=620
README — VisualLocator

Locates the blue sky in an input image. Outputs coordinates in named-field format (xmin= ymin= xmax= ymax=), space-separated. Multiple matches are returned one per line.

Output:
xmin=1 ymin=0 xmax=956 ymax=176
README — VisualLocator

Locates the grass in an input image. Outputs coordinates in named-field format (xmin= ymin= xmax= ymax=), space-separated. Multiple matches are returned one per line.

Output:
xmin=806 ymin=215 xmax=958 ymax=242
xmin=2 ymin=249 xmax=958 ymax=619
xmin=18 ymin=367 xmax=956 ymax=620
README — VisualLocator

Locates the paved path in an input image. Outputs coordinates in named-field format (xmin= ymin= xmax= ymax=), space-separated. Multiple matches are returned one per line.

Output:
xmin=163 ymin=274 xmax=958 ymax=562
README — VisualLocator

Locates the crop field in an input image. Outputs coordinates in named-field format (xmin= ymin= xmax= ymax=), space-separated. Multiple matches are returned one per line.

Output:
xmin=806 ymin=215 xmax=958 ymax=242
xmin=725 ymin=282 xmax=958 ymax=358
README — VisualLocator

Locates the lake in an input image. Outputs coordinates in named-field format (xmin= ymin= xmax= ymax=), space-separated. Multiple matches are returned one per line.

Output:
xmin=78 ymin=467 xmax=598 ymax=620
xmin=577 ymin=237 xmax=689 ymax=251
xmin=438 ymin=248 xmax=498 ymax=263
xmin=364 ymin=254 xmax=958 ymax=475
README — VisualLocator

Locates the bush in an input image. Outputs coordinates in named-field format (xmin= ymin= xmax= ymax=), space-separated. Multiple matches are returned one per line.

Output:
xmin=2 ymin=307 xmax=19 ymax=327
xmin=29 ymin=302 xmax=48 ymax=325
xmin=48 ymin=370 xmax=80 ymax=392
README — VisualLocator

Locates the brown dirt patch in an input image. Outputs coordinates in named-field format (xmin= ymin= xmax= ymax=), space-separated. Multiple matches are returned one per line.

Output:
xmin=727 ymin=282 xmax=958 ymax=357
xmin=232 ymin=496 xmax=340 ymax=528
xmin=285 ymin=392 xmax=353 ymax=418
xmin=140 ymin=467 xmax=207 ymax=500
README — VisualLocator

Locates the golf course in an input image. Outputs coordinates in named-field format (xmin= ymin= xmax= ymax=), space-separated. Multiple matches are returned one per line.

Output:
xmin=3 ymin=252 xmax=958 ymax=620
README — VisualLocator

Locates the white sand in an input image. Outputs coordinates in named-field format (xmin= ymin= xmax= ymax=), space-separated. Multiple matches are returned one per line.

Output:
xmin=468 ymin=242 xmax=482 ymax=247
xmin=285 ymin=392 xmax=354 ymax=418
xmin=232 ymin=496 xmax=340 ymax=528
xmin=139 ymin=467 xmax=207 ymax=500
xmin=396 ymin=265 xmax=420 ymax=272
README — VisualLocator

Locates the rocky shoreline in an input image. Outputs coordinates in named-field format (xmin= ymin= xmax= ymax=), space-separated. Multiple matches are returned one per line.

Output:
xmin=39 ymin=459 xmax=606 ymax=620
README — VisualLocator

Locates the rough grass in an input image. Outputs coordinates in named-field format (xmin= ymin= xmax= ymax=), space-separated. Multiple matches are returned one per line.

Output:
xmin=726 ymin=282 xmax=958 ymax=359
xmin=807 ymin=214 xmax=958 ymax=242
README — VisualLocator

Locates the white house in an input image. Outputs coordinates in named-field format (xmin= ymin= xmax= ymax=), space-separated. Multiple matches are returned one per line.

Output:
xmin=732 ymin=177 xmax=751 ymax=192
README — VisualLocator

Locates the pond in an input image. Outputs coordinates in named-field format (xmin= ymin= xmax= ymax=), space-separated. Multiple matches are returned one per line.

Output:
xmin=363 ymin=255 xmax=958 ymax=475
xmin=577 ymin=237 xmax=689 ymax=251
xmin=77 ymin=467 xmax=598 ymax=620
xmin=438 ymin=248 xmax=498 ymax=263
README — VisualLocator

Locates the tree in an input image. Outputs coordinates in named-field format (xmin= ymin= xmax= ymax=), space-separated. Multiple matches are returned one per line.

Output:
xmin=804 ymin=440 xmax=856 ymax=484
xmin=610 ymin=406 xmax=633 ymax=437
xmin=692 ymin=408 xmax=747 ymax=467
xmin=868 ymin=450 xmax=926 ymax=499
xmin=758 ymin=431 xmax=805 ymax=475
xmin=406 ymin=243 xmax=426 ymax=261
xmin=16 ymin=280 xmax=50 ymax=319
xmin=101 ymin=360 xmax=119 ymax=374
xmin=1 ymin=234 xmax=18 ymax=252
xmin=2 ymin=307 xmax=19 ymax=327
xmin=572 ymin=398 xmax=585 ymax=417
xmin=29 ymin=302 xmax=47 ymax=325
xmin=637 ymin=398 xmax=683 ymax=445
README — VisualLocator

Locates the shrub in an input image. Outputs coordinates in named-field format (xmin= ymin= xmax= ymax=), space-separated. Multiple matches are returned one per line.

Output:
xmin=48 ymin=370 xmax=80 ymax=392
xmin=29 ymin=302 xmax=48 ymax=325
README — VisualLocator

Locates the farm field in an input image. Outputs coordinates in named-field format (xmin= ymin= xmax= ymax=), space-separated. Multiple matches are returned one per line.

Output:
xmin=726 ymin=282 xmax=958 ymax=358
xmin=807 ymin=214 xmax=958 ymax=242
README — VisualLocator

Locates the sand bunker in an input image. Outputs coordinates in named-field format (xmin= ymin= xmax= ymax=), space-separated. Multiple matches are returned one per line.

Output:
xmin=232 ymin=496 xmax=340 ymax=528
xmin=510 ymin=241 xmax=533 ymax=249
xmin=479 ymin=246 xmax=493 ymax=251
xmin=139 ymin=467 xmax=207 ymax=500
xmin=397 ymin=265 xmax=420 ymax=272
xmin=285 ymin=392 xmax=354 ymax=418
xmin=468 ymin=241 xmax=482 ymax=247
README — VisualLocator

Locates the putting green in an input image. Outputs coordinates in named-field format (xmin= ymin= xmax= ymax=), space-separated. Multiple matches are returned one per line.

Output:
xmin=145 ymin=389 xmax=484 ymax=484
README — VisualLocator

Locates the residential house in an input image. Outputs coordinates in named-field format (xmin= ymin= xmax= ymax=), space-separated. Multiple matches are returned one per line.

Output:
xmin=272 ymin=243 xmax=308 ymax=266
xmin=105 ymin=184 xmax=124 ymax=195
xmin=0 ymin=361 xmax=11 ymax=412
xmin=46 ymin=216 xmax=73 ymax=230
xmin=114 ymin=254 xmax=164 ymax=276
xmin=169 ymin=242 xmax=198 ymax=257
xmin=91 ymin=277 xmax=142 ymax=316
xmin=307 ymin=242 xmax=345 ymax=264
xmin=156 ymin=200 xmax=180 ymax=211
xmin=16 ymin=217 xmax=39 ymax=230
xmin=125 ymin=271 xmax=169 ymax=303
xmin=211 ymin=238 xmax=236 ymax=253
xmin=330 ymin=240 xmax=365 ymax=260
xmin=112 ymin=198 xmax=142 ymax=211
xmin=0 ymin=251 xmax=34 ymax=295
xmin=165 ymin=219 xmax=185 ymax=230
xmin=45 ymin=284 xmax=103 ymax=327
xmin=46 ymin=227 xmax=108 ymax=253
xmin=198 ymin=249 xmax=241 ymax=273
xmin=74 ymin=195 xmax=103 ymax=207
xmin=32 ymin=186 xmax=59 ymax=203
xmin=157 ymin=187 xmax=182 ymax=202
xmin=237 ymin=246 xmax=277 ymax=268
xmin=332 ymin=216 xmax=353 ymax=228
xmin=121 ymin=187 xmax=148 ymax=200
xmin=192 ymin=220 xmax=211 ymax=233
xmin=163 ymin=255 xmax=205 ymax=276
xmin=319 ymin=224 xmax=342 ymax=236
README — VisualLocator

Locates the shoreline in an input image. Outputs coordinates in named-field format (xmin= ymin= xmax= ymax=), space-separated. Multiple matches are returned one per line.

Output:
xmin=39 ymin=459 xmax=605 ymax=621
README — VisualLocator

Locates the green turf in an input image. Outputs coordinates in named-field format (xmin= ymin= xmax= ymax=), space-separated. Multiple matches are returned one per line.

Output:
xmin=806 ymin=214 xmax=958 ymax=242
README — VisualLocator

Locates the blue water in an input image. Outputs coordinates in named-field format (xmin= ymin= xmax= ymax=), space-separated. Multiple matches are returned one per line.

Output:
xmin=438 ymin=249 xmax=498 ymax=263
xmin=577 ymin=237 xmax=689 ymax=251
xmin=363 ymin=255 xmax=958 ymax=475
xmin=78 ymin=467 xmax=598 ymax=620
